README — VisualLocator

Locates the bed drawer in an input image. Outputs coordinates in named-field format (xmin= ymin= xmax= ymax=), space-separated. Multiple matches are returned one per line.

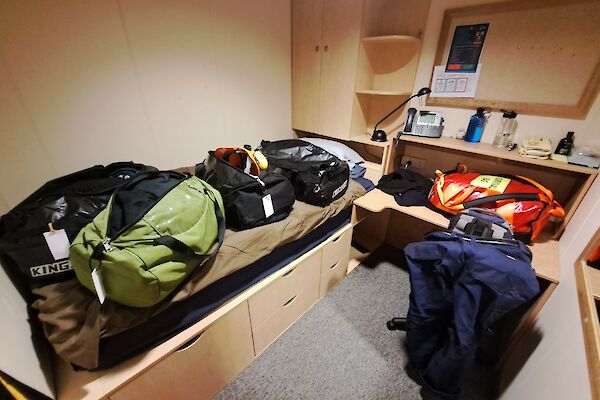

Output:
xmin=249 ymin=250 xmax=321 ymax=354
xmin=248 ymin=249 xmax=321 ymax=327
xmin=109 ymin=301 xmax=254 ymax=400
xmin=321 ymin=225 xmax=353 ymax=283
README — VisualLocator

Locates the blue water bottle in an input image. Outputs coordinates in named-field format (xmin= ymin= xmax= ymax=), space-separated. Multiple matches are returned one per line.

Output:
xmin=464 ymin=107 xmax=487 ymax=143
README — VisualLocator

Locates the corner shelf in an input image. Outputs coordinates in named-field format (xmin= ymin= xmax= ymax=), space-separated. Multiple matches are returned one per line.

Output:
xmin=355 ymin=89 xmax=411 ymax=96
xmin=361 ymin=35 xmax=421 ymax=44
xmin=351 ymin=31 xmax=422 ymax=141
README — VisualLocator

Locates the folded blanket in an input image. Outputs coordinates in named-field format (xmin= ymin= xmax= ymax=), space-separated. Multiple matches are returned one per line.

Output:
xmin=32 ymin=180 xmax=365 ymax=369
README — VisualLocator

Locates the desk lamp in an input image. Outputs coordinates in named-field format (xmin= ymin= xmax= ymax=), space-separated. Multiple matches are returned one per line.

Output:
xmin=370 ymin=87 xmax=432 ymax=142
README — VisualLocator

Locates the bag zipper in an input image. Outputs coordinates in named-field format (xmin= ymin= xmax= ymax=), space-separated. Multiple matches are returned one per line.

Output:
xmin=100 ymin=171 xmax=187 ymax=249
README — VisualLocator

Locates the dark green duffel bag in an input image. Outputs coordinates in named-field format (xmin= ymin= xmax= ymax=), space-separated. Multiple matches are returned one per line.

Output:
xmin=70 ymin=170 xmax=225 ymax=308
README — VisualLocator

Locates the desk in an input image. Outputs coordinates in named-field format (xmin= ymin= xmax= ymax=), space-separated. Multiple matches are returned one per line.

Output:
xmin=349 ymin=135 xmax=597 ymax=390
xmin=353 ymin=188 xmax=559 ymax=283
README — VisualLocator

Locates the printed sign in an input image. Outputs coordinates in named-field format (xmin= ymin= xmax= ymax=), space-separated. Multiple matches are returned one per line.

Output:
xmin=470 ymin=175 xmax=510 ymax=193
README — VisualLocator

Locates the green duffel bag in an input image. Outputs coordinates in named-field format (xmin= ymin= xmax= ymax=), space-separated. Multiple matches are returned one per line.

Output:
xmin=70 ymin=170 xmax=225 ymax=308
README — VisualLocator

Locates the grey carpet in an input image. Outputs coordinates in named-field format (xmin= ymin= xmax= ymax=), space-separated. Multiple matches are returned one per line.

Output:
xmin=215 ymin=246 xmax=494 ymax=400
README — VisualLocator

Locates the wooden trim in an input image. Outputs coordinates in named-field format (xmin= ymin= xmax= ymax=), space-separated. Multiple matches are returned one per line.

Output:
xmin=575 ymin=228 xmax=600 ymax=399
xmin=556 ymin=172 xmax=597 ymax=238
xmin=428 ymin=0 xmax=600 ymax=118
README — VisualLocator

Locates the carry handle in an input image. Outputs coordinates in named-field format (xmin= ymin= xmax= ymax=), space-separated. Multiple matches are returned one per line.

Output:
xmin=462 ymin=192 xmax=541 ymax=209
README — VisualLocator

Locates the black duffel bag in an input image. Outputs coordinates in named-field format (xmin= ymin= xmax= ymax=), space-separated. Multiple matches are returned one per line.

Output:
xmin=199 ymin=151 xmax=295 ymax=230
xmin=259 ymin=139 xmax=349 ymax=207
xmin=0 ymin=162 xmax=154 ymax=285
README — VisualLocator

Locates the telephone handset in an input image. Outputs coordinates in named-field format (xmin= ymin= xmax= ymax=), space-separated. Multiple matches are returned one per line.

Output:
xmin=403 ymin=108 xmax=444 ymax=138
xmin=404 ymin=108 xmax=417 ymax=133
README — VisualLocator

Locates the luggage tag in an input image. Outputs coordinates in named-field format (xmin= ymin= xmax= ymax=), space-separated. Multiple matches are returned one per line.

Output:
xmin=43 ymin=223 xmax=70 ymax=260
xmin=91 ymin=268 xmax=106 ymax=304
xmin=262 ymin=194 xmax=274 ymax=218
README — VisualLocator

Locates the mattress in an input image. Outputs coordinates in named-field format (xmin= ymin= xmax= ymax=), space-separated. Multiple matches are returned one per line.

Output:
xmin=97 ymin=208 xmax=351 ymax=369
xmin=33 ymin=181 xmax=365 ymax=369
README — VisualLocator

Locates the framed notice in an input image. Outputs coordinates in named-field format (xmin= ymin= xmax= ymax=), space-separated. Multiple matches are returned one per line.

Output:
xmin=446 ymin=23 xmax=489 ymax=73
xmin=428 ymin=0 xmax=600 ymax=118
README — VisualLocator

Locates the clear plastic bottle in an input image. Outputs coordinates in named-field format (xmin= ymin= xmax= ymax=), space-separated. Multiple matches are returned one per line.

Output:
xmin=493 ymin=110 xmax=518 ymax=148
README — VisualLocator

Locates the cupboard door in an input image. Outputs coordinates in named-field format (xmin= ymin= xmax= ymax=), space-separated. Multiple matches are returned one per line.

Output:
xmin=292 ymin=0 xmax=323 ymax=133
xmin=318 ymin=0 xmax=363 ymax=139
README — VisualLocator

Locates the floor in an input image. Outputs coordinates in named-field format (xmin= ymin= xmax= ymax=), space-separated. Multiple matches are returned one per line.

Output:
xmin=215 ymin=246 xmax=495 ymax=400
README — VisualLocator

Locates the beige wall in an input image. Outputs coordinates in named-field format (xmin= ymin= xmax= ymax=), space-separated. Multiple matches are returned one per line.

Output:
xmin=501 ymin=169 xmax=600 ymax=400
xmin=413 ymin=1 xmax=599 ymax=399
xmin=0 ymin=0 xmax=292 ymax=210
xmin=411 ymin=0 xmax=600 ymax=147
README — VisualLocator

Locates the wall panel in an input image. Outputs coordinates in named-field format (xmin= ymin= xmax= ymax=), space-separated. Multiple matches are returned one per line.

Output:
xmin=117 ymin=0 xmax=223 ymax=169
xmin=0 ymin=57 xmax=58 ymax=206
xmin=0 ymin=0 xmax=292 ymax=209
xmin=0 ymin=0 xmax=160 ymax=174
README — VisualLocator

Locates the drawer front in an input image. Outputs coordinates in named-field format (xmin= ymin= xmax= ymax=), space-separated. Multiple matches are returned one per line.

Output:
xmin=319 ymin=254 xmax=350 ymax=297
xmin=110 ymin=301 xmax=254 ymax=400
xmin=321 ymin=225 xmax=352 ymax=276
xmin=320 ymin=225 xmax=352 ymax=297
xmin=248 ymin=249 xmax=322 ymax=327
xmin=250 ymin=251 xmax=321 ymax=354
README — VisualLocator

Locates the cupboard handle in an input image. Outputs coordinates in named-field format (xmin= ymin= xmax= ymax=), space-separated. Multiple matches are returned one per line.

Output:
xmin=324 ymin=45 xmax=329 ymax=52
xmin=330 ymin=261 xmax=340 ymax=269
xmin=331 ymin=234 xmax=343 ymax=243
xmin=176 ymin=331 xmax=205 ymax=352
xmin=283 ymin=267 xmax=296 ymax=277
xmin=315 ymin=45 xmax=320 ymax=52
xmin=282 ymin=295 xmax=297 ymax=307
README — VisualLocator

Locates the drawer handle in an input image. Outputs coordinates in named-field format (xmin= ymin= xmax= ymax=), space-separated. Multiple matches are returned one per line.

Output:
xmin=282 ymin=295 xmax=297 ymax=307
xmin=283 ymin=268 xmax=296 ymax=277
xmin=330 ymin=261 xmax=340 ymax=269
xmin=176 ymin=331 xmax=205 ymax=352
xmin=331 ymin=234 xmax=343 ymax=243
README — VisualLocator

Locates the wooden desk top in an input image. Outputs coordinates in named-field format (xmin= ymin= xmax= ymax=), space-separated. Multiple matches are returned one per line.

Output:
xmin=399 ymin=135 xmax=598 ymax=176
xmin=354 ymin=189 xmax=560 ymax=283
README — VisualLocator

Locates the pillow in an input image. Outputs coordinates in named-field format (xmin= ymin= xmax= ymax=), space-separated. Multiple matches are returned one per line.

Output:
xmin=301 ymin=138 xmax=364 ymax=168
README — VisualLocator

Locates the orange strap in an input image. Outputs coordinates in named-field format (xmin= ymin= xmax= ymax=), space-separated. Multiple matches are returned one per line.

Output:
xmin=515 ymin=175 xmax=554 ymax=202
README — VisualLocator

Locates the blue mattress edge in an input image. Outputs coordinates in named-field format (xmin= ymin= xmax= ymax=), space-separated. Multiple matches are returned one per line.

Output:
xmin=95 ymin=207 xmax=352 ymax=370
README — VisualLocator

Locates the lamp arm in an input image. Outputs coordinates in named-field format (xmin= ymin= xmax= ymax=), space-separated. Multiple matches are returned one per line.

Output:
xmin=373 ymin=93 xmax=418 ymax=132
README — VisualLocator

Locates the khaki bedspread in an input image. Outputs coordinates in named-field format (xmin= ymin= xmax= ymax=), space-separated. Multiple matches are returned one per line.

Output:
xmin=32 ymin=181 xmax=364 ymax=369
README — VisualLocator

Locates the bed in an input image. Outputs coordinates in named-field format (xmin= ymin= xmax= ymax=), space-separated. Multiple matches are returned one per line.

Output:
xmin=32 ymin=180 xmax=366 ymax=371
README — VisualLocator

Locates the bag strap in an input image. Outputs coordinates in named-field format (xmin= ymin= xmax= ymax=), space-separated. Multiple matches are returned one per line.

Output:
xmin=154 ymin=190 xmax=225 ymax=260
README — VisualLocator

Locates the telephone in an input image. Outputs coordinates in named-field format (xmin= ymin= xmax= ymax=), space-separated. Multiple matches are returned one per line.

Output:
xmin=403 ymin=108 xmax=444 ymax=138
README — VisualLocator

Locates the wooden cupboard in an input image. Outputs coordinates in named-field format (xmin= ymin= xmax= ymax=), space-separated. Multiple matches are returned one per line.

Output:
xmin=292 ymin=0 xmax=363 ymax=139
xmin=293 ymin=0 xmax=431 ymax=142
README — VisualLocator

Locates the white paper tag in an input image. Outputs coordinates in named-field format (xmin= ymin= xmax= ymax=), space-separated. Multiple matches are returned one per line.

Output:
xmin=262 ymin=194 xmax=274 ymax=218
xmin=91 ymin=268 xmax=106 ymax=304
xmin=42 ymin=229 xmax=70 ymax=260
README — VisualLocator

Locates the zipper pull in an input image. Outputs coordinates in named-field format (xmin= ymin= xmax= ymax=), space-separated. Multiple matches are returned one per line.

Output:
xmin=102 ymin=238 xmax=113 ymax=252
